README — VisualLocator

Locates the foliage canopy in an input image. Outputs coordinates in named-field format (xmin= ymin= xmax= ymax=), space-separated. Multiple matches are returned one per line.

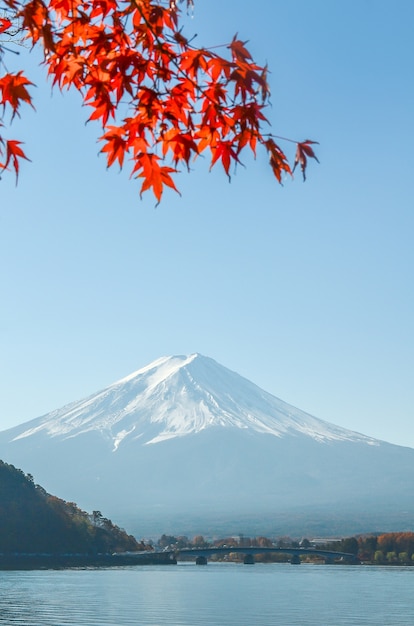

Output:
xmin=0 ymin=0 xmax=318 ymax=200
xmin=0 ymin=460 xmax=140 ymax=553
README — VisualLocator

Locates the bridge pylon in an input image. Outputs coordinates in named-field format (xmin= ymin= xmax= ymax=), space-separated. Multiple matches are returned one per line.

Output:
xmin=195 ymin=556 xmax=207 ymax=565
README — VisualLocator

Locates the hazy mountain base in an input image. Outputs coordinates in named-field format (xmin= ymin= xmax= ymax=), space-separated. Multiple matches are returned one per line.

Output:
xmin=115 ymin=506 xmax=414 ymax=543
xmin=117 ymin=497 xmax=414 ymax=540
xmin=3 ymin=429 xmax=413 ymax=540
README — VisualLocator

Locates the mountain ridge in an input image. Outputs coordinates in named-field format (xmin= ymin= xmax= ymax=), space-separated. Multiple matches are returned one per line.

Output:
xmin=5 ymin=353 xmax=380 ymax=449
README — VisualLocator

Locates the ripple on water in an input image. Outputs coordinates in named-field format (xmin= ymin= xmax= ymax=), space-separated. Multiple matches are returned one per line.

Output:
xmin=0 ymin=564 xmax=413 ymax=626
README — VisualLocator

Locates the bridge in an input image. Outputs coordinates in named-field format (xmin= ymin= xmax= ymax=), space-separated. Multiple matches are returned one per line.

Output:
xmin=175 ymin=546 xmax=360 ymax=565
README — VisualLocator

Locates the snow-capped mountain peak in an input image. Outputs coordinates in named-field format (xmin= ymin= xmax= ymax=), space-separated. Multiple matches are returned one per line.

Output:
xmin=8 ymin=353 xmax=378 ymax=449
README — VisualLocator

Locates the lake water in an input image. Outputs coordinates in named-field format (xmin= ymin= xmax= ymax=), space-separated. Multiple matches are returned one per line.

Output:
xmin=0 ymin=563 xmax=413 ymax=625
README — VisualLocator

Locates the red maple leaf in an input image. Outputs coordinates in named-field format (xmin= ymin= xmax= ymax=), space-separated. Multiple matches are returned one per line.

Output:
xmin=0 ymin=139 xmax=30 ymax=181
xmin=0 ymin=17 xmax=12 ymax=34
xmin=293 ymin=140 xmax=320 ymax=181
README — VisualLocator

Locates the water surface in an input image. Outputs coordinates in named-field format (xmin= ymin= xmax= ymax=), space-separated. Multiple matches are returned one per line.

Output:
xmin=1 ymin=563 xmax=413 ymax=625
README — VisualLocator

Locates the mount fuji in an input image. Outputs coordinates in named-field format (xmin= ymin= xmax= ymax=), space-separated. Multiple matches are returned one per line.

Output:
xmin=1 ymin=354 xmax=413 ymax=537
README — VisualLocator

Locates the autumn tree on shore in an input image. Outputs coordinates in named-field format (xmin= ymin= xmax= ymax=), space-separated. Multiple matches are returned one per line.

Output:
xmin=0 ymin=0 xmax=318 ymax=200
xmin=0 ymin=460 xmax=140 ymax=553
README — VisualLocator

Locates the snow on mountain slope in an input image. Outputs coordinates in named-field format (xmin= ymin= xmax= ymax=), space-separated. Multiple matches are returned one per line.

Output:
xmin=7 ymin=353 xmax=378 ymax=449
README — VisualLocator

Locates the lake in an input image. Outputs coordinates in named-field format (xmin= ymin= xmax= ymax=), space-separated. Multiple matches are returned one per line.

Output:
xmin=0 ymin=563 xmax=413 ymax=625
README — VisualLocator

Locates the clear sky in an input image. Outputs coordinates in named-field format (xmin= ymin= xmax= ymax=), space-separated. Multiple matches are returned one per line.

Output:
xmin=1 ymin=0 xmax=413 ymax=447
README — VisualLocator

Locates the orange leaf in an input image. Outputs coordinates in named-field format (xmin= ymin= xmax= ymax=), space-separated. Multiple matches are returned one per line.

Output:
xmin=161 ymin=129 xmax=198 ymax=167
xmin=0 ymin=140 xmax=30 ymax=182
xmin=210 ymin=140 xmax=240 ymax=179
xmin=228 ymin=36 xmax=253 ymax=63
xmin=132 ymin=152 xmax=180 ymax=203
xmin=0 ymin=17 xmax=12 ymax=34
xmin=100 ymin=128 xmax=127 ymax=168
xmin=0 ymin=72 xmax=34 ymax=117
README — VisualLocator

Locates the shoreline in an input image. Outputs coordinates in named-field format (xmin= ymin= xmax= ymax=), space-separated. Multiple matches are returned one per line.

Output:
xmin=0 ymin=551 xmax=177 ymax=570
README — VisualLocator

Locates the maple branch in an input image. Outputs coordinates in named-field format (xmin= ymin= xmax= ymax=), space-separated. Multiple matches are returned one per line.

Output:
xmin=269 ymin=134 xmax=297 ymax=144
xmin=0 ymin=0 xmax=319 ymax=197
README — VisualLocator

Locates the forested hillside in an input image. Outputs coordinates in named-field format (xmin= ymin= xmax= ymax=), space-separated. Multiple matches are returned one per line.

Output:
xmin=0 ymin=460 xmax=140 ymax=554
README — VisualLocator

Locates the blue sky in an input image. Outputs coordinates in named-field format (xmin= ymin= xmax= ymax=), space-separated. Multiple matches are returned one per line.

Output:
xmin=1 ymin=0 xmax=413 ymax=447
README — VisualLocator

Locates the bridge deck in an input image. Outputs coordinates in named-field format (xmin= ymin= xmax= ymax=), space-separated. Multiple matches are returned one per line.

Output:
xmin=176 ymin=547 xmax=358 ymax=562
